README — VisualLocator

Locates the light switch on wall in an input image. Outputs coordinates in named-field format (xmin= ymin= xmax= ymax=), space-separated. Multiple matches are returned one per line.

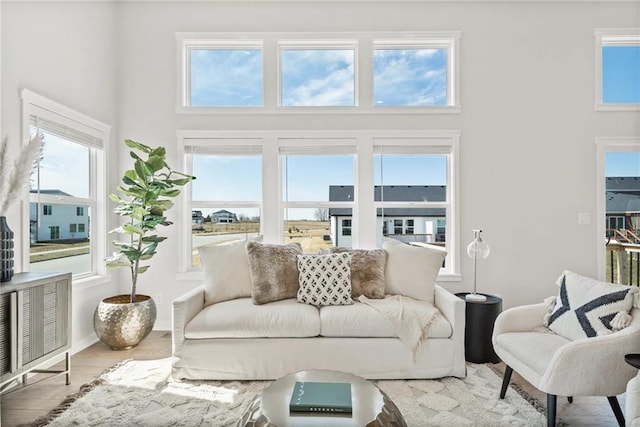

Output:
xmin=578 ymin=213 xmax=591 ymax=225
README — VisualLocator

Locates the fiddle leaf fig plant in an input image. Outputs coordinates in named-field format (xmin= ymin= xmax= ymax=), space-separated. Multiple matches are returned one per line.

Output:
xmin=107 ymin=139 xmax=195 ymax=303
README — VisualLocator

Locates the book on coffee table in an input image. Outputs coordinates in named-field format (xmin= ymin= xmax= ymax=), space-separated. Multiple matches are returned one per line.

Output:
xmin=289 ymin=381 xmax=353 ymax=414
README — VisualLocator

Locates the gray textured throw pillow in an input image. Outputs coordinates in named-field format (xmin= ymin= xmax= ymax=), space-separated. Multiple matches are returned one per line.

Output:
xmin=246 ymin=241 xmax=303 ymax=305
xmin=331 ymin=247 xmax=386 ymax=299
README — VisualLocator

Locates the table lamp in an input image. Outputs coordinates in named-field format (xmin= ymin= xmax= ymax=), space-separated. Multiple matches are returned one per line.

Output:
xmin=466 ymin=229 xmax=490 ymax=302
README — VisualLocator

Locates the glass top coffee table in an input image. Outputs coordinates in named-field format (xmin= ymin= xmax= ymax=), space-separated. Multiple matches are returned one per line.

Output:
xmin=238 ymin=369 xmax=406 ymax=426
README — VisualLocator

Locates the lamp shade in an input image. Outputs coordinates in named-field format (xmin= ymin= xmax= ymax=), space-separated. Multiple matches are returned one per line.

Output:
xmin=466 ymin=229 xmax=489 ymax=302
xmin=467 ymin=231 xmax=490 ymax=260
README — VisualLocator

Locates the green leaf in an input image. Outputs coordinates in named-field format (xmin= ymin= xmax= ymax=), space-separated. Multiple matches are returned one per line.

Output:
xmin=125 ymin=139 xmax=152 ymax=153
xmin=134 ymin=159 xmax=152 ymax=179
xmin=161 ymin=189 xmax=180 ymax=197
xmin=150 ymin=146 xmax=166 ymax=157
xmin=170 ymin=178 xmax=193 ymax=186
xmin=122 ymin=223 xmax=144 ymax=235
xmin=129 ymin=151 xmax=143 ymax=161
xmin=142 ymin=236 xmax=167 ymax=243
xmin=124 ymin=169 xmax=138 ymax=182
xmin=146 ymin=155 xmax=165 ymax=172
xmin=137 ymin=265 xmax=150 ymax=274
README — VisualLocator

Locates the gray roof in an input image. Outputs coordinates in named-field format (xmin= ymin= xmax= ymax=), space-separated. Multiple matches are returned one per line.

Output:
xmin=606 ymin=177 xmax=640 ymax=214
xmin=329 ymin=185 xmax=446 ymax=217
xmin=607 ymin=177 xmax=640 ymax=193
xmin=607 ymin=192 xmax=640 ymax=214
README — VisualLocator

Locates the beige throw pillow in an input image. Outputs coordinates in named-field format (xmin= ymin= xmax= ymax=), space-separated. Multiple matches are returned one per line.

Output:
xmin=382 ymin=238 xmax=446 ymax=303
xmin=331 ymin=247 xmax=386 ymax=299
xmin=246 ymin=241 xmax=303 ymax=305
xmin=199 ymin=239 xmax=253 ymax=306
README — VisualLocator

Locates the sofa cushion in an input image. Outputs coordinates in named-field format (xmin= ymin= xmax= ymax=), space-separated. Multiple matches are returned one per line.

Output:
xmin=199 ymin=239 xmax=253 ymax=306
xmin=547 ymin=270 xmax=638 ymax=340
xmin=246 ymin=241 xmax=302 ymax=305
xmin=297 ymin=253 xmax=354 ymax=306
xmin=494 ymin=332 xmax=570 ymax=377
xmin=184 ymin=297 xmax=320 ymax=338
xmin=331 ymin=248 xmax=386 ymax=299
xmin=382 ymin=238 xmax=447 ymax=303
xmin=319 ymin=301 xmax=452 ymax=338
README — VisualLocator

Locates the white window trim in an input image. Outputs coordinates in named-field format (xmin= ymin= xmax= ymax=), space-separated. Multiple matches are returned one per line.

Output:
xmin=177 ymin=129 xmax=461 ymax=282
xmin=595 ymin=28 xmax=640 ymax=112
xmin=596 ymin=136 xmax=640 ymax=281
xmin=21 ymin=89 xmax=110 ymax=284
xmin=176 ymin=31 xmax=462 ymax=115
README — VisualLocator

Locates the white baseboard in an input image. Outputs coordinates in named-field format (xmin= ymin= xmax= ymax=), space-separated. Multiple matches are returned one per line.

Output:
xmin=72 ymin=334 xmax=99 ymax=355
xmin=154 ymin=321 xmax=171 ymax=331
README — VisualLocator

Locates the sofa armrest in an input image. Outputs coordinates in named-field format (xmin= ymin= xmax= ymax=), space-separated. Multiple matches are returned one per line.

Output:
xmin=434 ymin=285 xmax=464 ymax=330
xmin=540 ymin=325 xmax=640 ymax=396
xmin=492 ymin=301 xmax=549 ymax=339
xmin=434 ymin=285 xmax=466 ymax=376
xmin=172 ymin=285 xmax=205 ymax=354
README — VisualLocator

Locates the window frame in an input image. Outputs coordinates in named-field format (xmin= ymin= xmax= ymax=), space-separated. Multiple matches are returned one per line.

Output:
xmin=179 ymin=136 xmax=264 ymax=270
xmin=21 ymin=89 xmax=110 ymax=284
xmin=178 ymin=129 xmax=461 ymax=281
xmin=596 ymin=137 xmax=640 ymax=281
xmin=595 ymin=29 xmax=640 ymax=112
xmin=176 ymin=31 xmax=461 ymax=115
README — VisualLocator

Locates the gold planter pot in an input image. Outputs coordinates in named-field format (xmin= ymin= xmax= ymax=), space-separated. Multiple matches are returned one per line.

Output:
xmin=93 ymin=294 xmax=157 ymax=350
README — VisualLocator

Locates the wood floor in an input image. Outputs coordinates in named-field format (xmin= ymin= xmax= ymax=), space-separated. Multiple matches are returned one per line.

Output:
xmin=0 ymin=331 xmax=625 ymax=426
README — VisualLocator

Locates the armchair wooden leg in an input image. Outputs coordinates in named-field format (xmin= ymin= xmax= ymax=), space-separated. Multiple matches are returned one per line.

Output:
xmin=547 ymin=394 xmax=557 ymax=427
xmin=607 ymin=396 xmax=625 ymax=427
xmin=500 ymin=365 xmax=513 ymax=399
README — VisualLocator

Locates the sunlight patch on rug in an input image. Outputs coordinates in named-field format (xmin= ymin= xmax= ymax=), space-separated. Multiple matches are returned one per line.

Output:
xmin=31 ymin=359 xmax=552 ymax=427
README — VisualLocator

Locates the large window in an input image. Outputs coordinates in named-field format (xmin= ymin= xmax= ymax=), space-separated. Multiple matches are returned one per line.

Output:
xmin=596 ymin=30 xmax=640 ymax=111
xmin=183 ymin=139 xmax=262 ymax=267
xmin=181 ymin=40 xmax=263 ymax=107
xmin=280 ymin=140 xmax=356 ymax=252
xmin=597 ymin=138 xmax=640 ymax=285
xmin=280 ymin=44 xmax=356 ymax=107
xmin=375 ymin=148 xmax=449 ymax=247
xmin=179 ymin=131 xmax=460 ymax=279
xmin=373 ymin=40 xmax=453 ymax=107
xmin=177 ymin=32 xmax=461 ymax=113
xmin=22 ymin=89 xmax=109 ymax=281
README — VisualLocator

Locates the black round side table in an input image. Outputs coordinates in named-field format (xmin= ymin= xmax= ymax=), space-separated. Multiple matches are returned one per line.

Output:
xmin=455 ymin=292 xmax=502 ymax=364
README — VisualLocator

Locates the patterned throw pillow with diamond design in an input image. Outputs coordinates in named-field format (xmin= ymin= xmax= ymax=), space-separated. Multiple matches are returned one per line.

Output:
xmin=547 ymin=270 xmax=638 ymax=340
xmin=296 ymin=253 xmax=354 ymax=306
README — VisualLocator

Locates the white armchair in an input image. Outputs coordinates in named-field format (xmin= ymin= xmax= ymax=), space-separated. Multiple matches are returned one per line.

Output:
xmin=492 ymin=302 xmax=640 ymax=427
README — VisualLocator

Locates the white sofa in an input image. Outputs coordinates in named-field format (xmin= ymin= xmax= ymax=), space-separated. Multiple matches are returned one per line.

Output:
xmin=171 ymin=239 xmax=466 ymax=380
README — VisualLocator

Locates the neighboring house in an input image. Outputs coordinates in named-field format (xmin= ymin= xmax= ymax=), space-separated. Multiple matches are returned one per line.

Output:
xmin=606 ymin=177 xmax=640 ymax=236
xmin=29 ymin=190 xmax=89 ymax=242
xmin=328 ymin=185 xmax=446 ymax=248
xmin=211 ymin=209 xmax=237 ymax=223
xmin=192 ymin=210 xmax=204 ymax=225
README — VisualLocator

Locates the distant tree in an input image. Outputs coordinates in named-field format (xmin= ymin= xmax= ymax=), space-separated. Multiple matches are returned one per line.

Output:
xmin=238 ymin=213 xmax=249 ymax=221
xmin=204 ymin=214 xmax=212 ymax=223
xmin=314 ymin=208 xmax=329 ymax=222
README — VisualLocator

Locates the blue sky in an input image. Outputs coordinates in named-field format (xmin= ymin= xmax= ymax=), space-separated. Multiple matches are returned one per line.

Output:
xmin=603 ymin=46 xmax=640 ymax=104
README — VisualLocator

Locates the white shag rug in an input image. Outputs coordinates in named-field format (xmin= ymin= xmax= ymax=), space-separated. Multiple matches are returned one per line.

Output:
xmin=31 ymin=358 xmax=552 ymax=427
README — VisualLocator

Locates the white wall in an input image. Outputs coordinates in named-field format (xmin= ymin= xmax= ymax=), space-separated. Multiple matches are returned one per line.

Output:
xmin=2 ymin=1 xmax=639 ymax=345
xmin=1 ymin=1 xmax=119 ymax=349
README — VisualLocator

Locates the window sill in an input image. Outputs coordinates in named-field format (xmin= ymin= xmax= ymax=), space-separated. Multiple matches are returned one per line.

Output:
xmin=595 ymin=104 xmax=640 ymax=112
xmin=72 ymin=274 xmax=111 ymax=290
xmin=175 ymin=105 xmax=462 ymax=115
xmin=437 ymin=273 xmax=462 ymax=283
